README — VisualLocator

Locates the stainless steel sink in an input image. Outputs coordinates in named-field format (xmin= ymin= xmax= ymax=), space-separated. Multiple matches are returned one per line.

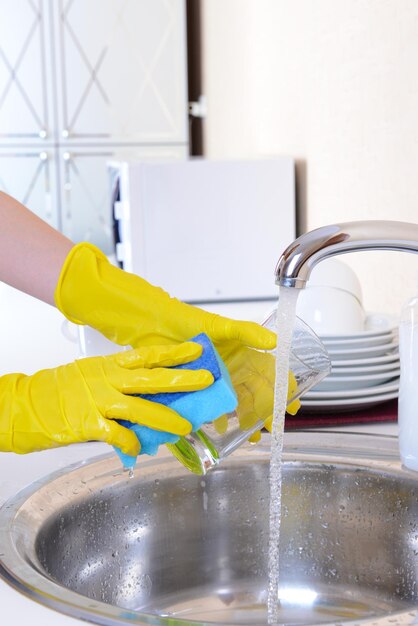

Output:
xmin=1 ymin=431 xmax=418 ymax=626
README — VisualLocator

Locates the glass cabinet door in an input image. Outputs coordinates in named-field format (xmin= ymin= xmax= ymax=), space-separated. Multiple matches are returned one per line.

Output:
xmin=53 ymin=0 xmax=188 ymax=145
xmin=0 ymin=148 xmax=59 ymax=228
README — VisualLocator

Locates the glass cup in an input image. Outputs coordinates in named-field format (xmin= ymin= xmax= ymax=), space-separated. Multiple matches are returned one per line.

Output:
xmin=167 ymin=311 xmax=332 ymax=475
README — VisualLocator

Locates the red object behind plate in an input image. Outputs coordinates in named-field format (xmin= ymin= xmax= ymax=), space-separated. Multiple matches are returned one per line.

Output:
xmin=285 ymin=399 xmax=398 ymax=429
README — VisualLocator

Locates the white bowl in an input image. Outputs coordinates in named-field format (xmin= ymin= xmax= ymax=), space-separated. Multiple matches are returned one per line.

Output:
xmin=308 ymin=258 xmax=363 ymax=302
xmin=296 ymin=285 xmax=366 ymax=335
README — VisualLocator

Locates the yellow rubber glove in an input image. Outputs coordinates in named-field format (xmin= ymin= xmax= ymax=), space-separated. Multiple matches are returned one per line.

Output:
xmin=54 ymin=243 xmax=276 ymax=352
xmin=0 ymin=342 xmax=213 ymax=455
xmin=212 ymin=346 xmax=301 ymax=443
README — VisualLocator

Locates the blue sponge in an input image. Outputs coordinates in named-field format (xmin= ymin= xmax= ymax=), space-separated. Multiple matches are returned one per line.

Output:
xmin=114 ymin=333 xmax=238 ymax=468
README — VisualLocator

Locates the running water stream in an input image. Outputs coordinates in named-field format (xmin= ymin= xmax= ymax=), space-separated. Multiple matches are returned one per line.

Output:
xmin=267 ymin=286 xmax=300 ymax=625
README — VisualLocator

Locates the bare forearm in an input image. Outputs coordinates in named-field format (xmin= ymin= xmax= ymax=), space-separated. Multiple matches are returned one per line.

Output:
xmin=0 ymin=192 xmax=74 ymax=305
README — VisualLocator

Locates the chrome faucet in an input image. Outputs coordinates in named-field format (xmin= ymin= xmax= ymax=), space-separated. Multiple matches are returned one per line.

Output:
xmin=275 ymin=221 xmax=418 ymax=289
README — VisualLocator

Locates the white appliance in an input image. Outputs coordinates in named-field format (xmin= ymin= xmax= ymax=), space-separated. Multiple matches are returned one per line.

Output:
xmin=80 ymin=157 xmax=296 ymax=356
xmin=109 ymin=157 xmax=296 ymax=303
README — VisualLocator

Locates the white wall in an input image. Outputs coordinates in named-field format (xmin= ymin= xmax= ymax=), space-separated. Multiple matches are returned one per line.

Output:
xmin=202 ymin=0 xmax=418 ymax=316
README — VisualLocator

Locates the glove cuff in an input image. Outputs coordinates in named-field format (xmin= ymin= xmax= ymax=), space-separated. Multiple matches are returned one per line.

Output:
xmin=54 ymin=242 xmax=109 ymax=325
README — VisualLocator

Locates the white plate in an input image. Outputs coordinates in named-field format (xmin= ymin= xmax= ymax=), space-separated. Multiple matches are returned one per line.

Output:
xmin=300 ymin=389 xmax=398 ymax=413
xmin=331 ymin=352 xmax=400 ymax=367
xmin=313 ymin=370 xmax=400 ymax=391
xmin=330 ymin=361 xmax=401 ymax=375
xmin=328 ymin=340 xmax=399 ymax=360
xmin=322 ymin=330 xmax=397 ymax=351
xmin=319 ymin=312 xmax=398 ymax=340
xmin=303 ymin=379 xmax=399 ymax=400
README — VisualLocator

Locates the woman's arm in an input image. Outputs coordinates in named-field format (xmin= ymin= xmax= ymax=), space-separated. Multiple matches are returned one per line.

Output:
xmin=0 ymin=192 xmax=74 ymax=305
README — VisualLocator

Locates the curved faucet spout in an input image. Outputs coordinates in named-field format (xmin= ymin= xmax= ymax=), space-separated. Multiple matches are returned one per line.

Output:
xmin=275 ymin=220 xmax=418 ymax=289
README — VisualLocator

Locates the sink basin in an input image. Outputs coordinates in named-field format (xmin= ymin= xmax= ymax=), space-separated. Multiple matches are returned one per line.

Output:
xmin=1 ymin=431 xmax=418 ymax=625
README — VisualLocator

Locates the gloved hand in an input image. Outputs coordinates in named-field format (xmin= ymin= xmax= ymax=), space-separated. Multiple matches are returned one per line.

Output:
xmin=212 ymin=346 xmax=301 ymax=442
xmin=0 ymin=342 xmax=213 ymax=455
xmin=54 ymin=243 xmax=296 ymax=450
xmin=54 ymin=243 xmax=276 ymax=353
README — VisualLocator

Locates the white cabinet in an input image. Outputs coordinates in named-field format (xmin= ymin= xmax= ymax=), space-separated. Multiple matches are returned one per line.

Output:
xmin=0 ymin=0 xmax=54 ymax=143
xmin=0 ymin=147 xmax=59 ymax=228
xmin=59 ymin=145 xmax=187 ymax=251
xmin=53 ymin=0 xmax=188 ymax=144
xmin=0 ymin=0 xmax=189 ymax=253
xmin=59 ymin=147 xmax=116 ymax=249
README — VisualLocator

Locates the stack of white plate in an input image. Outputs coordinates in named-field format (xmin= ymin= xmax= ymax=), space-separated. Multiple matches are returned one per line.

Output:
xmin=301 ymin=313 xmax=400 ymax=413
